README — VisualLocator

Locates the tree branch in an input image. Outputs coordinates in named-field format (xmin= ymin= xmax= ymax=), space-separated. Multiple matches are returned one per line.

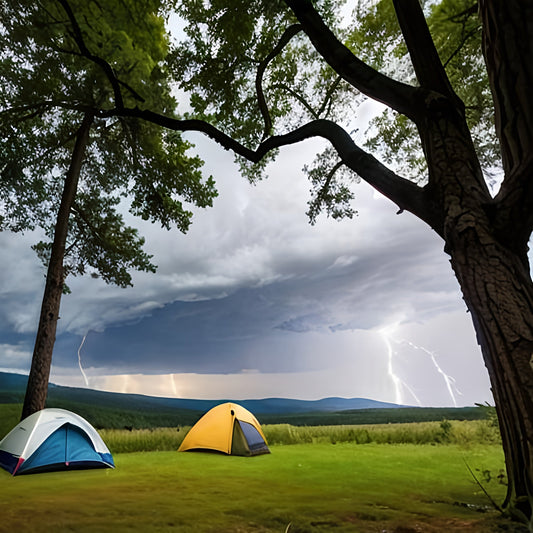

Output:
xmin=55 ymin=0 xmax=124 ymax=108
xmin=0 ymin=101 xmax=90 ymax=119
xmin=316 ymin=75 xmax=342 ymax=118
xmin=256 ymin=24 xmax=303 ymax=139
xmin=283 ymin=0 xmax=420 ymax=120
xmin=104 ymin=106 xmax=437 ymax=231
xmin=392 ymin=0 xmax=461 ymax=108
xmin=269 ymin=82 xmax=318 ymax=118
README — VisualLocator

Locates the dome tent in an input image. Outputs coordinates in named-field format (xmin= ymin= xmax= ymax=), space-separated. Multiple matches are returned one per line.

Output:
xmin=0 ymin=408 xmax=114 ymax=475
xmin=178 ymin=402 xmax=270 ymax=456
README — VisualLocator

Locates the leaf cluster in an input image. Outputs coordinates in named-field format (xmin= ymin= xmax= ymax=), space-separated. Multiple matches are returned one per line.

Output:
xmin=170 ymin=0 xmax=361 ymax=214
xmin=0 ymin=0 xmax=217 ymax=287
xmin=348 ymin=0 xmax=498 ymax=180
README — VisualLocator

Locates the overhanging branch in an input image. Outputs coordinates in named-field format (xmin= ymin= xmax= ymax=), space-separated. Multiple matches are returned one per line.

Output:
xmin=104 ymin=106 xmax=437 ymax=231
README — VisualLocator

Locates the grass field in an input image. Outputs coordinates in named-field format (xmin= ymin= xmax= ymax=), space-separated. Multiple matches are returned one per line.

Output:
xmin=0 ymin=442 xmax=522 ymax=533
xmin=1 ymin=404 xmax=525 ymax=532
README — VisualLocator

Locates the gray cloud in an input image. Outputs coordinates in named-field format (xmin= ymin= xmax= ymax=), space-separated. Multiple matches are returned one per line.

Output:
xmin=0 ymin=136 xmax=491 ymax=406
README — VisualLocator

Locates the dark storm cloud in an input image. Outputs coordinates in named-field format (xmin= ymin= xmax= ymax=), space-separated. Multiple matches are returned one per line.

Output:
xmin=0 ymin=137 xmax=488 ymax=409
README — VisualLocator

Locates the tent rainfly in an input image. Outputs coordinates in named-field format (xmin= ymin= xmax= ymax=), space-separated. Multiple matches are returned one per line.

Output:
xmin=0 ymin=408 xmax=115 ymax=475
xmin=178 ymin=402 xmax=270 ymax=456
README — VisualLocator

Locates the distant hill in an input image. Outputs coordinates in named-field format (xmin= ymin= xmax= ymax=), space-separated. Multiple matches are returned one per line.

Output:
xmin=0 ymin=371 xmax=487 ymax=429
xmin=0 ymin=371 xmax=401 ymax=412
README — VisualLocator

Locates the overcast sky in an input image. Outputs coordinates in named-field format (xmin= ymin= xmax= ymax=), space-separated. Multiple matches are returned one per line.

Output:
xmin=0 ymin=125 xmax=494 ymax=407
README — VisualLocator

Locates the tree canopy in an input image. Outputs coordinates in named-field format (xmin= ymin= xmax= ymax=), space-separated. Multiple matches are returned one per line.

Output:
xmin=0 ymin=0 xmax=218 ymax=418
xmin=163 ymin=0 xmax=533 ymax=526
xmin=0 ymin=0 xmax=217 ymax=288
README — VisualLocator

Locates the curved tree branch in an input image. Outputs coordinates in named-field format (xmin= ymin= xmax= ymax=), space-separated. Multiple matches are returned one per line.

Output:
xmin=55 ymin=0 xmax=146 ymax=108
xmin=270 ymin=75 xmax=342 ymax=120
xmin=283 ymin=0 xmax=420 ymax=120
xmin=256 ymin=24 xmax=303 ymax=139
xmin=104 ymin=106 xmax=437 ymax=232
xmin=269 ymin=82 xmax=318 ymax=118
xmin=55 ymin=0 xmax=124 ymax=108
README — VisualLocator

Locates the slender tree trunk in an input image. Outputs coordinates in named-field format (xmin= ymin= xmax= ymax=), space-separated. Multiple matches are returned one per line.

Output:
xmin=21 ymin=112 xmax=93 ymax=420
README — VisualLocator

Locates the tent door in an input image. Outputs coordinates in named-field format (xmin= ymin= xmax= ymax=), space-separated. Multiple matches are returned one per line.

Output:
xmin=231 ymin=420 xmax=270 ymax=456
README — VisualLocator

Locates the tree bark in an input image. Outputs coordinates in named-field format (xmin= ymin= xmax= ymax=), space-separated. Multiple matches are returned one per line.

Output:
xmin=448 ymin=220 xmax=533 ymax=525
xmin=411 ymin=98 xmax=533 ymax=527
xmin=480 ymin=0 xmax=533 ymax=263
xmin=21 ymin=112 xmax=93 ymax=420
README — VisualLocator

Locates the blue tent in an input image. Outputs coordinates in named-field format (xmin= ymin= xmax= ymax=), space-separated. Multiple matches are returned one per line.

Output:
xmin=0 ymin=408 xmax=114 ymax=475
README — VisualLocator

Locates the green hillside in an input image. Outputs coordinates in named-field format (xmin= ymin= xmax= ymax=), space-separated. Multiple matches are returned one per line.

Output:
xmin=0 ymin=372 xmax=491 ymax=431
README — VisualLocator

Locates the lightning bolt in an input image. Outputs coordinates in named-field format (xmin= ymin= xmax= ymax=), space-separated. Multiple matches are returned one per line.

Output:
xmin=169 ymin=373 xmax=178 ymax=396
xmin=77 ymin=332 xmax=90 ymax=387
xmin=382 ymin=332 xmax=403 ymax=404
xmin=379 ymin=325 xmax=421 ymax=406
xmin=399 ymin=339 xmax=462 ymax=407
xmin=378 ymin=321 xmax=462 ymax=407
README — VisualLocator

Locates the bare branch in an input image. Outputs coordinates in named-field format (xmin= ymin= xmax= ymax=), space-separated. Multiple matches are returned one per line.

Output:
xmin=393 ymin=0 xmax=462 ymax=110
xmin=269 ymin=82 xmax=318 ymax=118
xmin=443 ymin=29 xmax=478 ymax=68
xmin=269 ymin=75 xmax=343 ymax=121
xmin=316 ymin=75 xmax=342 ymax=118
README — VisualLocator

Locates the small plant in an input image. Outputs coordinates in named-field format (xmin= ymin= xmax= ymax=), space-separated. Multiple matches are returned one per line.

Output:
xmin=439 ymin=419 xmax=452 ymax=442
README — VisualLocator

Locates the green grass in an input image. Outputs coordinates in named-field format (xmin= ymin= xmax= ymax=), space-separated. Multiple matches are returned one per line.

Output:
xmin=0 ymin=403 xmax=22 ymax=439
xmin=0 ymin=404 xmax=521 ymax=531
xmin=0 ymin=443 xmax=517 ymax=532
xmin=97 ymin=419 xmax=501 ymax=454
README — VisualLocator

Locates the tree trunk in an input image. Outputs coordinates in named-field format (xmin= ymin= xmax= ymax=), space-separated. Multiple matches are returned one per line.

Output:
xmin=449 ymin=224 xmax=533 ymax=526
xmin=420 ymin=96 xmax=533 ymax=529
xmin=21 ymin=112 xmax=93 ymax=420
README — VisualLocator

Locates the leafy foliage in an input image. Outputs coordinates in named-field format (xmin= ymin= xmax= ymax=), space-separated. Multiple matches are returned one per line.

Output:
xmin=0 ymin=0 xmax=217 ymax=287
xmin=170 ymin=0 xmax=361 ymax=211
xmin=348 ymin=0 xmax=498 ymax=181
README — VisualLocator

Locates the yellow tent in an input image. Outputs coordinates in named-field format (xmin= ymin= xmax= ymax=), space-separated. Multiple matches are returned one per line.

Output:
xmin=178 ymin=402 xmax=270 ymax=456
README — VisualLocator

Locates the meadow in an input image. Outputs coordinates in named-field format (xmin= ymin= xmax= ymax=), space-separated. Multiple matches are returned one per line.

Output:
xmin=98 ymin=418 xmax=502 ymax=453
xmin=1 ymin=406 xmax=525 ymax=532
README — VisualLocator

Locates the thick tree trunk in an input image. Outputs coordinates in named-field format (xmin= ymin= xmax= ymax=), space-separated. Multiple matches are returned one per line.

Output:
xmin=422 ymin=107 xmax=533 ymax=528
xmin=449 ymin=229 xmax=533 ymax=525
xmin=21 ymin=112 xmax=93 ymax=420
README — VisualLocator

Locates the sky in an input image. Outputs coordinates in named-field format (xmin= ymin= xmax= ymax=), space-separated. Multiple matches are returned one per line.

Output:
xmin=0 ymin=124 xmax=494 ymax=407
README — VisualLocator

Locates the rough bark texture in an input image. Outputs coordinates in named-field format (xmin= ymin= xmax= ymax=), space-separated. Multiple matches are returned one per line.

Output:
xmin=482 ymin=0 xmax=533 ymax=261
xmin=450 ymin=226 xmax=533 ymax=523
xmin=21 ymin=112 xmax=93 ymax=420
xmin=475 ymin=1 xmax=533 ymax=525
